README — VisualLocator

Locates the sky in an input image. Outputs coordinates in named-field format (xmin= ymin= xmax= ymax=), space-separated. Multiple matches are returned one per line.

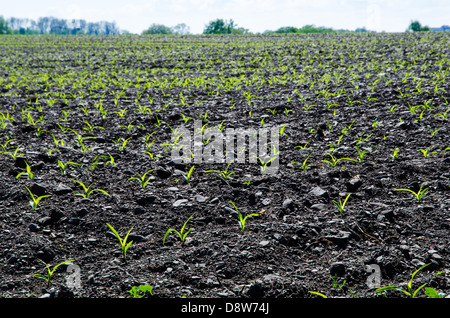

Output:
xmin=1 ymin=0 xmax=449 ymax=34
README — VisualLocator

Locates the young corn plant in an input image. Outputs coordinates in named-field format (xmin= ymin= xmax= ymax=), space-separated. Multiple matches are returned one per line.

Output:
xmin=70 ymin=179 xmax=110 ymax=198
xmin=394 ymin=182 xmax=429 ymax=202
xmin=16 ymin=161 xmax=33 ymax=180
xmin=106 ymin=223 xmax=134 ymax=261
xmin=391 ymin=148 xmax=399 ymax=161
xmin=163 ymin=212 xmax=196 ymax=245
xmin=3 ymin=144 xmax=23 ymax=159
xmin=354 ymin=145 xmax=369 ymax=164
xmin=129 ymin=285 xmax=153 ymax=298
xmin=204 ymin=161 xmax=236 ymax=180
xmin=24 ymin=185 xmax=52 ymax=211
xmin=128 ymin=168 xmax=156 ymax=189
xmin=291 ymin=152 xmax=313 ymax=171
xmin=57 ymin=159 xmax=81 ymax=175
xmin=33 ymin=259 xmax=74 ymax=287
xmin=229 ymin=201 xmax=263 ymax=233
xmin=332 ymin=193 xmax=351 ymax=215
xmin=322 ymin=153 xmax=357 ymax=167
xmin=184 ymin=165 xmax=195 ymax=184
xmin=375 ymin=263 xmax=430 ymax=298
xmin=418 ymin=145 xmax=438 ymax=159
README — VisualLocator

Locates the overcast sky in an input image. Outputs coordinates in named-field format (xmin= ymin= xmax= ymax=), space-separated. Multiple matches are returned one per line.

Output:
xmin=2 ymin=0 xmax=449 ymax=34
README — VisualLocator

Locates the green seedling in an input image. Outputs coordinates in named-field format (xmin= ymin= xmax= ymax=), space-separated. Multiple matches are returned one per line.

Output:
xmin=266 ymin=108 xmax=277 ymax=115
xmin=163 ymin=212 xmax=196 ymax=245
xmin=33 ymin=259 xmax=74 ymax=287
xmin=128 ymin=168 xmax=156 ymax=189
xmin=51 ymin=132 xmax=66 ymax=147
xmin=322 ymin=153 xmax=357 ymax=167
xmin=3 ymin=144 xmax=23 ymax=159
xmin=250 ymin=155 xmax=278 ymax=173
xmin=229 ymin=201 xmax=263 ymax=233
xmin=331 ymin=274 xmax=347 ymax=289
xmin=291 ymin=152 xmax=313 ymax=171
xmin=418 ymin=145 xmax=437 ymax=158
xmin=102 ymin=152 xmax=117 ymax=166
xmin=184 ymin=165 xmax=195 ymax=184
xmin=118 ymin=136 xmax=132 ymax=151
xmin=434 ymin=107 xmax=449 ymax=119
xmin=68 ymin=128 xmax=95 ymax=152
xmin=295 ymin=141 xmax=311 ymax=149
xmin=83 ymin=120 xmax=104 ymax=133
xmin=57 ymin=159 xmax=81 ymax=175
xmin=391 ymin=148 xmax=399 ymax=161
xmin=375 ymin=263 xmax=430 ymax=298
xmin=308 ymin=291 xmax=327 ymax=298
xmin=106 ymin=223 xmax=134 ymax=260
xmin=180 ymin=112 xmax=192 ymax=124
xmin=70 ymin=179 xmax=109 ymax=198
xmin=354 ymin=146 xmax=369 ymax=164
xmin=129 ymin=285 xmax=153 ymax=298
xmin=424 ymin=271 xmax=450 ymax=298
xmin=394 ymin=182 xmax=428 ymax=202
xmin=16 ymin=161 xmax=33 ymax=180
xmin=205 ymin=162 xmax=236 ymax=180
xmin=332 ymin=193 xmax=351 ymax=215
xmin=24 ymin=185 xmax=51 ymax=210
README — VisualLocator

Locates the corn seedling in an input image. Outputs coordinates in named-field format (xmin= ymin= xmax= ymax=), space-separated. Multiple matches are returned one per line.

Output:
xmin=229 ymin=201 xmax=263 ymax=233
xmin=295 ymin=141 xmax=311 ymax=149
xmin=117 ymin=136 xmax=132 ymax=151
xmin=51 ymin=132 xmax=66 ymax=147
xmin=180 ymin=112 xmax=192 ymax=124
xmin=184 ymin=165 xmax=195 ymax=184
xmin=102 ymin=152 xmax=117 ymax=166
xmin=83 ymin=120 xmax=104 ymax=133
xmin=394 ymin=182 xmax=428 ymax=202
xmin=3 ymin=144 xmax=23 ymax=159
xmin=354 ymin=145 xmax=369 ymax=164
xmin=128 ymin=168 xmax=156 ymax=189
xmin=204 ymin=162 xmax=236 ymax=180
xmin=331 ymin=274 xmax=347 ymax=289
xmin=129 ymin=285 xmax=153 ymax=298
xmin=24 ymin=185 xmax=51 ymax=210
xmin=375 ymin=263 xmax=430 ymax=298
xmin=391 ymin=148 xmax=399 ymax=161
xmin=322 ymin=153 xmax=357 ymax=167
xmin=250 ymin=155 xmax=278 ymax=173
xmin=33 ymin=259 xmax=74 ymax=287
xmin=57 ymin=159 xmax=81 ymax=175
xmin=106 ymin=223 xmax=134 ymax=260
xmin=70 ymin=179 xmax=109 ymax=198
xmin=418 ymin=145 xmax=437 ymax=158
xmin=332 ymin=193 xmax=351 ymax=215
xmin=16 ymin=161 xmax=33 ymax=180
xmin=308 ymin=291 xmax=327 ymax=298
xmin=163 ymin=212 xmax=196 ymax=245
xmin=291 ymin=152 xmax=313 ymax=171
xmin=424 ymin=271 xmax=450 ymax=298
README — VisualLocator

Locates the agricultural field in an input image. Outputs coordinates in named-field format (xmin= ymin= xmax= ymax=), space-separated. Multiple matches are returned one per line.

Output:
xmin=0 ymin=32 xmax=449 ymax=300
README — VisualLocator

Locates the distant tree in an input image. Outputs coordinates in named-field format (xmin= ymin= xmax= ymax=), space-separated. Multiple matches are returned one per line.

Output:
xmin=203 ymin=19 xmax=244 ymax=34
xmin=142 ymin=23 xmax=173 ymax=35
xmin=0 ymin=16 xmax=12 ymax=34
xmin=172 ymin=23 xmax=190 ymax=35
xmin=407 ymin=20 xmax=429 ymax=32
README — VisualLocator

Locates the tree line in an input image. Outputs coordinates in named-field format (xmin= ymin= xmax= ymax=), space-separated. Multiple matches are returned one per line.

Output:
xmin=0 ymin=16 xmax=122 ymax=35
xmin=0 ymin=16 xmax=447 ymax=35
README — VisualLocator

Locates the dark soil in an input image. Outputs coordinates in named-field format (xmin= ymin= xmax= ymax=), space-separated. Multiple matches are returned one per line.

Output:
xmin=0 ymin=33 xmax=449 ymax=301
